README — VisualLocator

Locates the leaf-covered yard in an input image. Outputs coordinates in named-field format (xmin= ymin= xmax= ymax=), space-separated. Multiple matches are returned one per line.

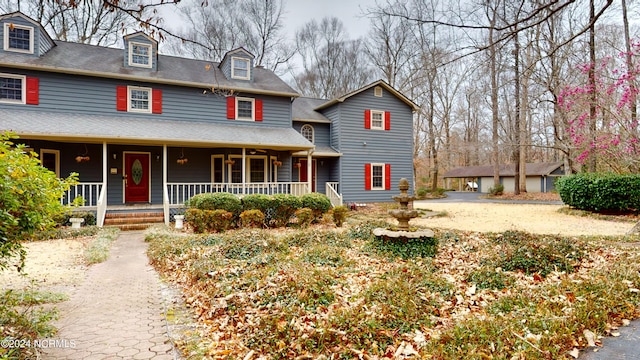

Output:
xmin=146 ymin=212 xmax=640 ymax=359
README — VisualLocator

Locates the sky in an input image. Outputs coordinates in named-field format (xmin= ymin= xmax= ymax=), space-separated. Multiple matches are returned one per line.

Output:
xmin=282 ymin=0 xmax=372 ymax=40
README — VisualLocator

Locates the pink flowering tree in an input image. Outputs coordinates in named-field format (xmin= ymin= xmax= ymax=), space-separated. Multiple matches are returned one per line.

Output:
xmin=558 ymin=42 xmax=640 ymax=173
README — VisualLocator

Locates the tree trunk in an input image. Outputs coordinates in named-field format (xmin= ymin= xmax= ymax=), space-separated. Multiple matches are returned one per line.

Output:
xmin=588 ymin=0 xmax=597 ymax=172
xmin=513 ymin=30 xmax=521 ymax=195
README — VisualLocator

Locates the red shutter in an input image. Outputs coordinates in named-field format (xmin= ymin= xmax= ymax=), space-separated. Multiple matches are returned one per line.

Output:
xmin=152 ymin=89 xmax=162 ymax=114
xmin=227 ymin=96 xmax=236 ymax=119
xmin=385 ymin=111 xmax=391 ymax=130
xmin=364 ymin=109 xmax=371 ymax=129
xmin=365 ymin=163 xmax=372 ymax=190
xmin=116 ymin=86 xmax=127 ymax=111
xmin=385 ymin=164 xmax=391 ymax=190
xmin=255 ymin=99 xmax=263 ymax=121
xmin=26 ymin=77 xmax=39 ymax=105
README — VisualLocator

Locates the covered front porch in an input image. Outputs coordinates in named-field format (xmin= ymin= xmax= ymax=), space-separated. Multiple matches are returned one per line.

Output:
xmin=59 ymin=143 xmax=318 ymax=227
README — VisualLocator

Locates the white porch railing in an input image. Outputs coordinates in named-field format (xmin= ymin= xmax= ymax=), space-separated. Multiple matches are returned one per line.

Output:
xmin=326 ymin=182 xmax=343 ymax=207
xmin=61 ymin=182 xmax=103 ymax=207
xmin=166 ymin=182 xmax=310 ymax=206
xmin=96 ymin=183 xmax=107 ymax=227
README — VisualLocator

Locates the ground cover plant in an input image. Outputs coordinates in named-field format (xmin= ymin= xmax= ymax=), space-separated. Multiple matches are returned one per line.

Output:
xmin=146 ymin=211 xmax=640 ymax=359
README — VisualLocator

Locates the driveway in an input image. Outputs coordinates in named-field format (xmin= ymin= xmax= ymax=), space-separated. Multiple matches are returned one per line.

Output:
xmin=416 ymin=191 xmax=564 ymax=205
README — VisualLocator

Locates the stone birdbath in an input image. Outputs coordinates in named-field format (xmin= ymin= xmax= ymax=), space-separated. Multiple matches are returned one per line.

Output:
xmin=373 ymin=178 xmax=434 ymax=240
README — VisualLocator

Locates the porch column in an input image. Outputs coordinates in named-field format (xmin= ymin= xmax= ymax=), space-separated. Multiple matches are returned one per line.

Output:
xmin=307 ymin=150 xmax=312 ymax=193
xmin=97 ymin=142 xmax=107 ymax=227
xmin=242 ymin=148 xmax=246 ymax=195
xmin=163 ymin=145 xmax=169 ymax=225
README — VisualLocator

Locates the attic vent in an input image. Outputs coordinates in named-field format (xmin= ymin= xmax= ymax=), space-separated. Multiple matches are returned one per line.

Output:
xmin=374 ymin=86 xmax=383 ymax=97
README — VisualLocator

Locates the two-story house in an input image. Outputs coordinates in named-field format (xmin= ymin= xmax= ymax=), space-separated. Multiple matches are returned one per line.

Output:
xmin=0 ymin=11 xmax=418 ymax=228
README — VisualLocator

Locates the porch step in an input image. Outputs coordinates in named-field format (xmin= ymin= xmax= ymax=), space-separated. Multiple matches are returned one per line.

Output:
xmin=104 ymin=211 xmax=164 ymax=231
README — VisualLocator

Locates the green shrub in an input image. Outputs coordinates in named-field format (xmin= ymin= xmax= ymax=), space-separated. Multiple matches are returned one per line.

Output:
xmin=368 ymin=235 xmax=439 ymax=259
xmin=556 ymin=173 xmax=640 ymax=212
xmin=331 ymin=205 xmax=349 ymax=227
xmin=488 ymin=183 xmax=504 ymax=195
xmin=416 ymin=187 xmax=428 ymax=198
xmin=187 ymin=192 xmax=242 ymax=214
xmin=271 ymin=194 xmax=302 ymax=227
xmin=185 ymin=208 xmax=234 ymax=233
xmin=295 ymin=208 xmax=313 ymax=227
xmin=300 ymin=193 xmax=331 ymax=221
xmin=240 ymin=209 xmax=265 ymax=228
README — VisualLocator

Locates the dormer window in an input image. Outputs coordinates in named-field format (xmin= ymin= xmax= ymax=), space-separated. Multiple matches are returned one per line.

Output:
xmin=129 ymin=42 xmax=152 ymax=68
xmin=231 ymin=57 xmax=250 ymax=80
xmin=3 ymin=23 xmax=34 ymax=54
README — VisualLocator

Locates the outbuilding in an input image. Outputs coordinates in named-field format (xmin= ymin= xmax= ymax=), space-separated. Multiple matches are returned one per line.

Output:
xmin=443 ymin=162 xmax=566 ymax=193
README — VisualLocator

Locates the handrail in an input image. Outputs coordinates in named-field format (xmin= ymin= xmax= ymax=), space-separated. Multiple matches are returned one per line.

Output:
xmin=163 ymin=182 xmax=170 ymax=225
xmin=96 ymin=183 xmax=107 ymax=227
xmin=325 ymin=182 xmax=343 ymax=207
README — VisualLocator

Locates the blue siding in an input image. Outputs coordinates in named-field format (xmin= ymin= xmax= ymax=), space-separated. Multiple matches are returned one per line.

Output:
xmin=327 ymin=87 xmax=414 ymax=203
xmin=0 ymin=68 xmax=293 ymax=128
xmin=293 ymin=122 xmax=331 ymax=147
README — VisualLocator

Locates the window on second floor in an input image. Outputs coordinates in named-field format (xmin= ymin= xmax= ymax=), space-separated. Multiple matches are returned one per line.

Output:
xmin=364 ymin=109 xmax=391 ymax=131
xmin=129 ymin=42 xmax=152 ymax=68
xmin=226 ymin=96 xmax=263 ymax=121
xmin=301 ymin=124 xmax=314 ymax=143
xmin=3 ymin=23 xmax=34 ymax=54
xmin=0 ymin=74 xmax=25 ymax=103
xmin=128 ymin=86 xmax=151 ymax=113
xmin=231 ymin=57 xmax=250 ymax=80
xmin=116 ymin=85 xmax=162 ymax=114
xmin=0 ymin=73 xmax=38 ymax=105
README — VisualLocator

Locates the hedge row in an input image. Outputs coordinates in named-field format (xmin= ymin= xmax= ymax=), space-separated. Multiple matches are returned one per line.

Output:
xmin=556 ymin=173 xmax=640 ymax=212
xmin=185 ymin=192 xmax=332 ymax=232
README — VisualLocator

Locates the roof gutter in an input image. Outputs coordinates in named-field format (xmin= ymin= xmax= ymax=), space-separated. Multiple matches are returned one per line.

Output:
xmin=0 ymin=62 xmax=300 ymax=98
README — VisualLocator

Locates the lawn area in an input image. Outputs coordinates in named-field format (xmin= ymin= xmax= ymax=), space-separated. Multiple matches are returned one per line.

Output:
xmin=146 ymin=209 xmax=640 ymax=359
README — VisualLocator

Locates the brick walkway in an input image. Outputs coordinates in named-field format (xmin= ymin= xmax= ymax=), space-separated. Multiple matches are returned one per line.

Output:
xmin=42 ymin=231 xmax=179 ymax=359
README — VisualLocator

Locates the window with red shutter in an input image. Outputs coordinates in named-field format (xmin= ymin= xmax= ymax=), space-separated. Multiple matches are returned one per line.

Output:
xmin=152 ymin=89 xmax=162 ymax=114
xmin=25 ymin=77 xmax=39 ymax=105
xmin=116 ymin=85 xmax=127 ymax=111
xmin=364 ymin=109 xmax=371 ymax=129
xmin=385 ymin=164 xmax=391 ymax=190
xmin=255 ymin=99 xmax=263 ymax=121
xmin=364 ymin=164 xmax=372 ymax=190
xmin=227 ymin=96 xmax=236 ymax=119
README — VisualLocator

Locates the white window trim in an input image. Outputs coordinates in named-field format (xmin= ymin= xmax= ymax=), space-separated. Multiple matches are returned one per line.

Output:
xmin=370 ymin=163 xmax=386 ymax=191
xmin=370 ymin=110 xmax=385 ymax=130
xmin=3 ymin=23 xmax=34 ymax=54
xmin=40 ymin=149 xmax=60 ymax=177
xmin=231 ymin=57 xmax=251 ymax=80
xmin=211 ymin=155 xmax=225 ymax=183
xmin=127 ymin=86 xmax=152 ymax=113
xmin=228 ymin=155 xmax=267 ymax=183
xmin=128 ymin=41 xmax=153 ymax=68
xmin=0 ymin=73 xmax=26 ymax=104
xmin=236 ymin=97 xmax=255 ymax=121
xmin=300 ymin=124 xmax=314 ymax=143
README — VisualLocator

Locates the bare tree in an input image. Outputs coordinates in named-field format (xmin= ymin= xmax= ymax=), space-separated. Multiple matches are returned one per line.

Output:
xmin=292 ymin=17 xmax=374 ymax=98
xmin=0 ymin=0 xmax=133 ymax=46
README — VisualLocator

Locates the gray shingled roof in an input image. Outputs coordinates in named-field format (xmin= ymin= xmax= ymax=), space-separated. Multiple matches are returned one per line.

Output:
xmin=0 ymin=108 xmax=314 ymax=150
xmin=443 ymin=162 xmax=564 ymax=178
xmin=0 ymin=41 xmax=299 ymax=97
xmin=292 ymin=97 xmax=331 ymax=123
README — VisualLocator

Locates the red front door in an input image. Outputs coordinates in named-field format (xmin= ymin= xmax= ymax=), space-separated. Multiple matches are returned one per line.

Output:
xmin=299 ymin=159 xmax=316 ymax=192
xmin=124 ymin=152 xmax=150 ymax=203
